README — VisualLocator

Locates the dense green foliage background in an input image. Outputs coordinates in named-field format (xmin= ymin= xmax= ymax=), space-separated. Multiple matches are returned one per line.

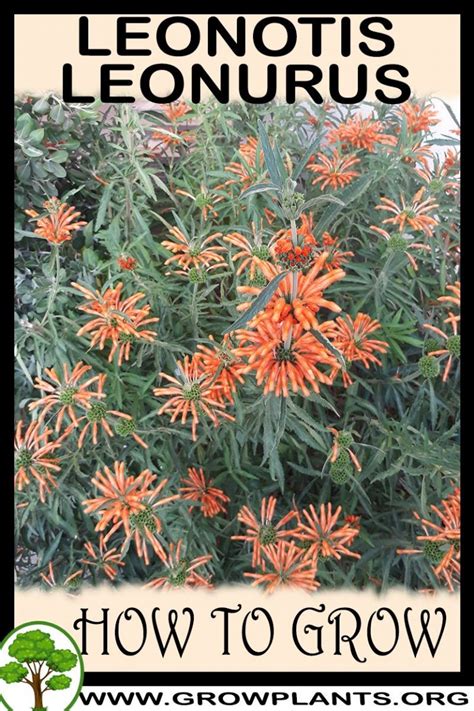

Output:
xmin=14 ymin=96 xmax=460 ymax=591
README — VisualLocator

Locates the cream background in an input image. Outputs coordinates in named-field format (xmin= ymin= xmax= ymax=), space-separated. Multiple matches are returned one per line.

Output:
xmin=15 ymin=586 xmax=460 ymax=672
xmin=15 ymin=15 xmax=460 ymax=100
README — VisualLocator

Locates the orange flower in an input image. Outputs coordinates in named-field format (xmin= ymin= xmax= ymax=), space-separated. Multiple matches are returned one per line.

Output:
xmin=401 ymin=142 xmax=434 ymax=170
xmin=83 ymin=462 xmax=176 ymax=555
xmin=442 ymin=148 xmax=460 ymax=174
xmin=321 ymin=312 xmax=388 ymax=387
xmin=271 ymin=222 xmax=352 ymax=273
xmin=327 ymin=115 xmax=397 ymax=151
xmin=25 ymin=197 xmax=86 ymax=245
xmin=345 ymin=514 xmax=361 ymax=528
xmin=154 ymin=355 xmax=235 ymax=441
xmin=144 ymin=540 xmax=212 ymax=589
xmin=151 ymin=102 xmax=194 ymax=148
xmin=114 ymin=417 xmax=149 ymax=450
xmin=29 ymin=362 xmax=106 ymax=433
xmin=180 ymin=466 xmax=230 ymax=518
xmin=294 ymin=503 xmax=361 ymax=565
xmin=196 ymin=336 xmax=246 ymax=405
xmin=72 ymin=281 xmax=158 ymax=365
xmin=273 ymin=233 xmax=317 ymax=271
xmin=14 ymin=420 xmax=62 ymax=503
xmin=437 ymin=281 xmax=460 ymax=310
xmin=223 ymin=136 xmax=266 ymax=189
xmin=320 ymin=232 xmax=354 ymax=271
xmin=232 ymin=496 xmax=299 ymax=568
xmin=81 ymin=535 xmax=125 ymax=581
xmin=398 ymin=102 xmax=439 ymax=133
xmin=40 ymin=562 xmax=83 ymax=589
xmin=151 ymin=128 xmax=194 ymax=149
xmin=397 ymin=486 xmax=460 ymax=592
xmin=370 ymin=225 xmax=431 ymax=271
xmin=122 ymin=479 xmax=180 ymax=565
xmin=61 ymin=374 xmax=134 ymax=448
xmin=161 ymin=227 xmax=227 ymax=275
xmin=375 ymin=188 xmax=439 ymax=237
xmin=307 ymin=150 xmax=360 ymax=190
xmin=161 ymin=101 xmax=191 ymax=123
xmin=238 ymin=253 xmax=345 ymax=340
xmin=235 ymin=320 xmax=338 ymax=397
xmin=224 ymin=230 xmax=272 ymax=278
xmin=424 ymin=313 xmax=460 ymax=382
xmin=298 ymin=212 xmax=317 ymax=239
xmin=244 ymin=541 xmax=319 ymax=593
xmin=414 ymin=156 xmax=459 ymax=196
xmin=117 ymin=255 xmax=137 ymax=271
xmin=327 ymin=427 xmax=362 ymax=472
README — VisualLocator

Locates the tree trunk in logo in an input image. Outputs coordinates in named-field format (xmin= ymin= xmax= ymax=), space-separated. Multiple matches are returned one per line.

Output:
xmin=32 ymin=672 xmax=45 ymax=709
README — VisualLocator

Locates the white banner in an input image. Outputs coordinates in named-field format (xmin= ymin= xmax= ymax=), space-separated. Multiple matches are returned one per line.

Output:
xmin=75 ymin=686 xmax=472 ymax=710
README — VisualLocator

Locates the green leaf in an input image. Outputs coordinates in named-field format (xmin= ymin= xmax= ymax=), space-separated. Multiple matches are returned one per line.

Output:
xmin=29 ymin=127 xmax=45 ymax=144
xmin=224 ymin=270 xmax=289 ymax=333
xmin=273 ymin=144 xmax=288 ymax=185
xmin=40 ymin=531 xmax=63 ymax=567
xmin=426 ymin=137 xmax=459 ymax=147
xmin=257 ymin=120 xmax=283 ymax=187
xmin=17 ymin=162 xmax=31 ymax=183
xmin=136 ymin=164 xmax=156 ymax=199
xmin=428 ymin=380 xmax=438 ymax=429
xmin=32 ymin=97 xmax=50 ymax=114
xmin=21 ymin=145 xmax=44 ymax=158
xmin=310 ymin=328 xmax=346 ymax=369
xmin=240 ymin=182 xmax=280 ymax=199
xmin=435 ymin=97 xmax=460 ymax=129
xmin=262 ymin=396 xmax=287 ymax=465
xmin=50 ymin=149 xmax=69 ymax=163
xmin=50 ymin=103 xmax=65 ymax=123
xmin=301 ymin=194 xmax=344 ymax=212
xmin=47 ymin=160 xmax=67 ymax=178
xmin=317 ymin=174 xmax=373 ymax=234
xmin=16 ymin=113 xmax=35 ymax=138
xmin=95 ymin=183 xmax=113 ymax=230
xmin=150 ymin=172 xmax=174 ymax=201
xmin=292 ymin=135 xmax=320 ymax=180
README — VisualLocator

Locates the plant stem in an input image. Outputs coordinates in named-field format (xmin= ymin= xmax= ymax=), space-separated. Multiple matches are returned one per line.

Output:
xmin=284 ymin=218 xmax=298 ymax=349
xmin=41 ymin=245 xmax=60 ymax=326
xmin=191 ymin=282 xmax=198 ymax=340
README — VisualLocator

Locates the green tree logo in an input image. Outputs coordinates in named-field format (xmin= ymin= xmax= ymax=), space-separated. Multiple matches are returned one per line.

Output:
xmin=0 ymin=622 xmax=83 ymax=710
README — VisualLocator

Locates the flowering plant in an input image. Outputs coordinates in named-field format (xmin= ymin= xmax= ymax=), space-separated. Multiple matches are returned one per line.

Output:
xmin=14 ymin=96 xmax=460 ymax=593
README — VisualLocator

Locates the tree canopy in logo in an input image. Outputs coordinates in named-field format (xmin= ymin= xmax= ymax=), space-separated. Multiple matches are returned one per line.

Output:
xmin=0 ymin=629 xmax=78 ymax=710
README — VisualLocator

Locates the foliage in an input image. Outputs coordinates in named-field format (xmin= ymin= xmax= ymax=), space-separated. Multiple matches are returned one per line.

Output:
xmin=14 ymin=95 xmax=460 ymax=593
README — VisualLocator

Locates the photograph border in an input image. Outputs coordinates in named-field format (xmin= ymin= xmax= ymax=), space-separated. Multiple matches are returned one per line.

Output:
xmin=4 ymin=2 xmax=469 ymax=687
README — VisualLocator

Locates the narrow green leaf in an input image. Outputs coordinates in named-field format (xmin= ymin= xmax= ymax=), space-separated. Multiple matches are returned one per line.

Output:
xmin=95 ymin=183 xmax=113 ymax=231
xmin=292 ymin=135 xmax=320 ymax=180
xmin=301 ymin=195 xmax=344 ymax=212
xmin=273 ymin=144 xmax=288 ymax=184
xmin=150 ymin=172 xmax=174 ymax=201
xmin=426 ymin=137 xmax=459 ymax=147
xmin=224 ymin=270 xmax=289 ymax=333
xmin=262 ymin=397 xmax=287 ymax=465
xmin=317 ymin=174 xmax=373 ymax=234
xmin=240 ymin=182 xmax=280 ymax=199
xmin=257 ymin=120 xmax=282 ymax=187
xmin=434 ymin=97 xmax=460 ymax=128
xmin=310 ymin=328 xmax=346 ymax=369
